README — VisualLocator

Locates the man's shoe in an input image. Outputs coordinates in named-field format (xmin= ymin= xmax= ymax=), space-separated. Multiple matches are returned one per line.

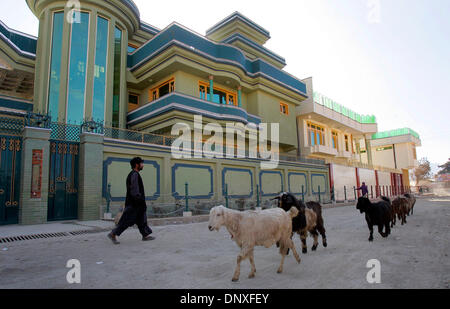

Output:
xmin=107 ymin=232 xmax=120 ymax=245
xmin=142 ymin=235 xmax=155 ymax=241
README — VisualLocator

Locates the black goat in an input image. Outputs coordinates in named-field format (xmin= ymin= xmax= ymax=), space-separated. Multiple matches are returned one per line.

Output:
xmin=356 ymin=197 xmax=392 ymax=242
xmin=275 ymin=193 xmax=327 ymax=253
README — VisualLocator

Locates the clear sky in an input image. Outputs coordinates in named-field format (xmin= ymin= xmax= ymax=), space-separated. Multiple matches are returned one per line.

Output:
xmin=1 ymin=0 xmax=449 ymax=167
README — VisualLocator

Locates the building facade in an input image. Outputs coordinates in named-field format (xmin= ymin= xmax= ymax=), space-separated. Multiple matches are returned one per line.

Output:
xmin=0 ymin=0 xmax=419 ymax=225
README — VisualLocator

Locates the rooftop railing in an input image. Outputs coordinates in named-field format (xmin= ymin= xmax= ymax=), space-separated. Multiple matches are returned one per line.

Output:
xmin=372 ymin=128 xmax=421 ymax=140
xmin=313 ymin=92 xmax=377 ymax=124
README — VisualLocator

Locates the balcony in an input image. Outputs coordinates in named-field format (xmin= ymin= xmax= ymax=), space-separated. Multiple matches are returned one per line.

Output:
xmin=337 ymin=150 xmax=352 ymax=159
xmin=127 ymin=92 xmax=262 ymax=128
xmin=304 ymin=145 xmax=338 ymax=157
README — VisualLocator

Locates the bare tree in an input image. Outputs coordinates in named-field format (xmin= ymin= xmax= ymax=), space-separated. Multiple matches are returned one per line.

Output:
xmin=414 ymin=158 xmax=432 ymax=186
xmin=438 ymin=159 xmax=450 ymax=175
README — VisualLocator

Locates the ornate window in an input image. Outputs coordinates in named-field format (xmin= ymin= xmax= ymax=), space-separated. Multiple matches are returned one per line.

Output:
xmin=198 ymin=81 xmax=237 ymax=106
xmin=149 ymin=78 xmax=175 ymax=102
xmin=307 ymin=122 xmax=325 ymax=146
xmin=280 ymin=102 xmax=289 ymax=115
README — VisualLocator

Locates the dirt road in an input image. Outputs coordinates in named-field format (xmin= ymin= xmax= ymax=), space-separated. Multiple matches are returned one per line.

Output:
xmin=0 ymin=198 xmax=449 ymax=289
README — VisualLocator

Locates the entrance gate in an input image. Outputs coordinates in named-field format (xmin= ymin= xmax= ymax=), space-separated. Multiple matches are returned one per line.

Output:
xmin=0 ymin=136 xmax=22 ymax=225
xmin=47 ymin=140 xmax=79 ymax=221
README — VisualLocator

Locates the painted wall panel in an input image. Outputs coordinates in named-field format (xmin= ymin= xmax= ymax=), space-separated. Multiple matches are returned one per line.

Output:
xmin=104 ymin=157 xmax=160 ymax=201
xmin=311 ymin=174 xmax=327 ymax=195
xmin=260 ymin=171 xmax=283 ymax=196
xmin=172 ymin=163 xmax=214 ymax=199
xmin=288 ymin=172 xmax=307 ymax=195
xmin=222 ymin=167 xmax=253 ymax=198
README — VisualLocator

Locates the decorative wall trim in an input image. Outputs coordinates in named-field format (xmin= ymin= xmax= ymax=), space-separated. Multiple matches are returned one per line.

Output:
xmin=102 ymin=157 xmax=161 ymax=201
xmin=259 ymin=170 xmax=284 ymax=197
xmin=172 ymin=163 xmax=214 ymax=199
xmin=222 ymin=167 xmax=253 ymax=199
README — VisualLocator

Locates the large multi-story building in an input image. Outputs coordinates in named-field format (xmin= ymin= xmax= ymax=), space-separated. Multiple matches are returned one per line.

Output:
xmin=0 ymin=1 xmax=420 ymax=225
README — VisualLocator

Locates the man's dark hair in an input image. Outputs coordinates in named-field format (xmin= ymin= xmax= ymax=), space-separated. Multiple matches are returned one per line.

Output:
xmin=130 ymin=157 xmax=144 ymax=169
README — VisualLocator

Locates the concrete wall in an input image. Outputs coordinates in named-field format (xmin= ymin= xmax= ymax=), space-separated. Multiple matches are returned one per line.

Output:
xmin=102 ymin=138 xmax=330 ymax=216
xmin=333 ymin=164 xmax=357 ymax=201
xmin=359 ymin=168 xmax=377 ymax=194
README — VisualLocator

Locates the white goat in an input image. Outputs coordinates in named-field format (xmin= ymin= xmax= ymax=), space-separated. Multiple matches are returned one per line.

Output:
xmin=208 ymin=205 xmax=301 ymax=282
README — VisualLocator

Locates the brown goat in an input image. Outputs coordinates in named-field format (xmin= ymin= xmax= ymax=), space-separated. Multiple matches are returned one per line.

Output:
xmin=391 ymin=196 xmax=409 ymax=226
xmin=275 ymin=193 xmax=327 ymax=254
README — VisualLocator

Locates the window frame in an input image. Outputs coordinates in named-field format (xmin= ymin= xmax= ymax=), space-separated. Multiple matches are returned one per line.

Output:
xmin=280 ymin=102 xmax=289 ymax=115
xmin=307 ymin=121 xmax=325 ymax=146
xmin=198 ymin=81 xmax=238 ymax=106
xmin=128 ymin=92 xmax=140 ymax=112
xmin=149 ymin=78 xmax=175 ymax=102
xmin=331 ymin=131 xmax=339 ymax=150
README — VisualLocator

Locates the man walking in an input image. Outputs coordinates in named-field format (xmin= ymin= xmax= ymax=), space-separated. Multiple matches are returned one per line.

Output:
xmin=357 ymin=182 xmax=369 ymax=198
xmin=108 ymin=157 xmax=155 ymax=244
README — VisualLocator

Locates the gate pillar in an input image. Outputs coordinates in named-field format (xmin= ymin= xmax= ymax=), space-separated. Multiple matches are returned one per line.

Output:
xmin=19 ymin=127 xmax=51 ymax=225
xmin=78 ymin=132 xmax=104 ymax=221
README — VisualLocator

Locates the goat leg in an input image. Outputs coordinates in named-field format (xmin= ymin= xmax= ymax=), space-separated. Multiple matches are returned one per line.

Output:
xmin=368 ymin=224 xmax=374 ymax=242
xmin=300 ymin=231 xmax=308 ymax=254
xmin=248 ymin=251 xmax=256 ymax=279
xmin=311 ymin=230 xmax=319 ymax=251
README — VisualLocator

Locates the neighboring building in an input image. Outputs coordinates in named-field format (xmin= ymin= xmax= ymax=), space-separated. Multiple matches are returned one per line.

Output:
xmin=0 ymin=0 xmax=420 ymax=225
xmin=297 ymin=77 xmax=421 ymax=201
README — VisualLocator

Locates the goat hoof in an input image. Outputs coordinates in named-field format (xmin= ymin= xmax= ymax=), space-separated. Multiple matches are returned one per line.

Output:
xmin=369 ymin=238 xmax=374 ymax=242
xmin=323 ymin=242 xmax=328 ymax=248
xmin=312 ymin=245 xmax=318 ymax=251
xmin=232 ymin=278 xmax=239 ymax=282
xmin=277 ymin=269 xmax=283 ymax=274
xmin=302 ymin=248 xmax=307 ymax=254
xmin=248 ymin=273 xmax=255 ymax=279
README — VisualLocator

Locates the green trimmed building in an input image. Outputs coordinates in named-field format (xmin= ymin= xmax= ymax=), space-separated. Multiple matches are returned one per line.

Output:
xmin=0 ymin=0 xmax=419 ymax=225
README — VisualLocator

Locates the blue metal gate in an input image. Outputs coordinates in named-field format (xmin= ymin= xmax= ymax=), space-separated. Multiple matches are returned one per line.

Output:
xmin=0 ymin=136 xmax=22 ymax=225
xmin=47 ymin=140 xmax=79 ymax=221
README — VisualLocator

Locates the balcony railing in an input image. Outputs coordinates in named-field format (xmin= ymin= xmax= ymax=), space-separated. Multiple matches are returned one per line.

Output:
xmin=104 ymin=126 xmax=325 ymax=166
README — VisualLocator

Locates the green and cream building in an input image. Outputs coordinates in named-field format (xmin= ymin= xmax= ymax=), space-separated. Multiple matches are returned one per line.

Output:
xmin=0 ymin=0 xmax=419 ymax=225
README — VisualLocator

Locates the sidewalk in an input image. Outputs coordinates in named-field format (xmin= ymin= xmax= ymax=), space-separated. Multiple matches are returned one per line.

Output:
xmin=0 ymin=220 xmax=114 ymax=238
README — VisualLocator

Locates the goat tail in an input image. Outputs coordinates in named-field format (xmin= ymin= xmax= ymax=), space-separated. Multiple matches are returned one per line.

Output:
xmin=288 ymin=206 xmax=299 ymax=218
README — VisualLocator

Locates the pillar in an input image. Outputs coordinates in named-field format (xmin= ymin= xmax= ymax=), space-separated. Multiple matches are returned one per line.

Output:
xmin=238 ymin=86 xmax=242 ymax=107
xmin=365 ymin=137 xmax=373 ymax=166
xmin=209 ymin=75 xmax=214 ymax=103
xmin=215 ymin=161 xmax=222 ymax=203
xmin=162 ymin=155 xmax=172 ymax=204
xmin=78 ymin=132 xmax=104 ymax=220
xmin=19 ymin=127 xmax=52 ymax=225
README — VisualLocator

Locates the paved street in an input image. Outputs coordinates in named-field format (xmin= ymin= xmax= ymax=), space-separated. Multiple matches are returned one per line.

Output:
xmin=0 ymin=198 xmax=449 ymax=289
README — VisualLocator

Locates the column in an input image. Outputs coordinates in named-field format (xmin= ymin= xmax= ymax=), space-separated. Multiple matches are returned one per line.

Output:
xmin=19 ymin=127 xmax=52 ymax=225
xmin=365 ymin=137 xmax=373 ymax=166
xmin=78 ymin=132 xmax=104 ymax=220
xmin=215 ymin=162 xmax=222 ymax=203
xmin=162 ymin=155 xmax=172 ymax=204
xmin=238 ymin=86 xmax=242 ymax=108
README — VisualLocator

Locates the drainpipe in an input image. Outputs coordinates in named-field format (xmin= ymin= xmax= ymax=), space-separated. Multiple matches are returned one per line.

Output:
xmin=209 ymin=75 xmax=214 ymax=103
